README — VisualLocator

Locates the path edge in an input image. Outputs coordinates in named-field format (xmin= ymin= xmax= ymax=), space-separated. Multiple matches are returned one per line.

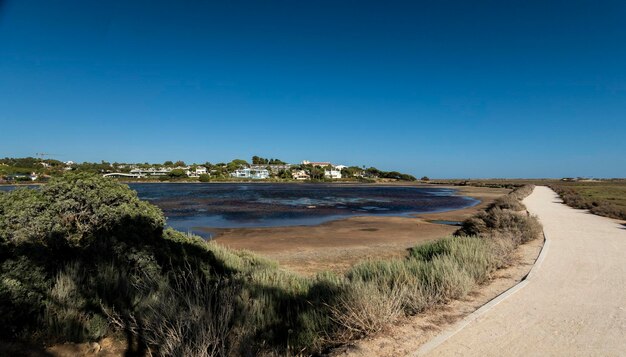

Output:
xmin=412 ymin=193 xmax=550 ymax=356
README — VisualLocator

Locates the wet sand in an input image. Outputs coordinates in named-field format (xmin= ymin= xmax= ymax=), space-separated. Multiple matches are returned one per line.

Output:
xmin=212 ymin=185 xmax=510 ymax=275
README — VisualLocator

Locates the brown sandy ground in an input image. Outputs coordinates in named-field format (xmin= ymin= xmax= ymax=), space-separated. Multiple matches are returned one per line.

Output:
xmin=330 ymin=234 xmax=544 ymax=357
xmin=45 ymin=338 xmax=128 ymax=357
xmin=212 ymin=185 xmax=510 ymax=275
xmin=0 ymin=337 xmax=127 ymax=357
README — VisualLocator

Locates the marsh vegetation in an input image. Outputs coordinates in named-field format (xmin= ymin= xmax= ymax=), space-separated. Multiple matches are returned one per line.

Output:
xmin=431 ymin=178 xmax=626 ymax=221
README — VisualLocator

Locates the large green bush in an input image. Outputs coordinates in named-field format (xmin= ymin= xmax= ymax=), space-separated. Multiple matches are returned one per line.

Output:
xmin=0 ymin=174 xmax=166 ymax=343
xmin=0 ymin=173 xmax=164 ymax=247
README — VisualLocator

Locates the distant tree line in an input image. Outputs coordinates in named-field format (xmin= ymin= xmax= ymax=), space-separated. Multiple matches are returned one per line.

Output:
xmin=363 ymin=167 xmax=417 ymax=181
xmin=251 ymin=156 xmax=286 ymax=165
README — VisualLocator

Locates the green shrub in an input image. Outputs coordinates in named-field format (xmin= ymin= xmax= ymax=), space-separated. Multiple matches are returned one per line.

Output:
xmin=0 ymin=173 xmax=164 ymax=248
xmin=492 ymin=194 xmax=525 ymax=211
xmin=0 ymin=257 xmax=50 ymax=337
xmin=508 ymin=184 xmax=534 ymax=200
xmin=43 ymin=262 xmax=108 ymax=342
xmin=456 ymin=185 xmax=542 ymax=245
xmin=419 ymin=254 xmax=474 ymax=303
xmin=327 ymin=281 xmax=404 ymax=341
xmin=411 ymin=237 xmax=499 ymax=283
xmin=106 ymin=268 xmax=239 ymax=357
xmin=0 ymin=174 xmax=169 ymax=345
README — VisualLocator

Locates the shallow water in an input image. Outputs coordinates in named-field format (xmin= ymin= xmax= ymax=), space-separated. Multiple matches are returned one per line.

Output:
xmin=0 ymin=183 xmax=478 ymax=236
xmin=428 ymin=220 xmax=463 ymax=226
xmin=128 ymin=183 xmax=478 ymax=232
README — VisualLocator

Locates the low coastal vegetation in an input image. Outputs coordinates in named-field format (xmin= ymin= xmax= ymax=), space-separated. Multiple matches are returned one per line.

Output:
xmin=547 ymin=182 xmax=626 ymax=220
xmin=431 ymin=178 xmax=626 ymax=221
xmin=0 ymin=174 xmax=540 ymax=356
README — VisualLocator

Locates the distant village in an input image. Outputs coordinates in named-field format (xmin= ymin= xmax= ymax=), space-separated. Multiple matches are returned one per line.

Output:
xmin=0 ymin=156 xmax=418 ymax=183
xmin=101 ymin=160 xmax=381 ymax=181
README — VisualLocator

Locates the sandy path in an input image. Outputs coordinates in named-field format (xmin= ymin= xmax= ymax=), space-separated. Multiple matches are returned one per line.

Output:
xmin=420 ymin=186 xmax=626 ymax=357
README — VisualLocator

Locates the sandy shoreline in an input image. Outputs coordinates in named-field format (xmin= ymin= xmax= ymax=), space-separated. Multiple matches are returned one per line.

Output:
xmin=212 ymin=185 xmax=509 ymax=275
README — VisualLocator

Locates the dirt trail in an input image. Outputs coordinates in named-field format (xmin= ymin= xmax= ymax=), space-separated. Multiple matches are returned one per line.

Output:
xmin=421 ymin=186 xmax=626 ymax=356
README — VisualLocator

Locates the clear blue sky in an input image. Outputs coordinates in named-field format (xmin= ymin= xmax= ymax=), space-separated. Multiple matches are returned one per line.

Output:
xmin=1 ymin=0 xmax=625 ymax=178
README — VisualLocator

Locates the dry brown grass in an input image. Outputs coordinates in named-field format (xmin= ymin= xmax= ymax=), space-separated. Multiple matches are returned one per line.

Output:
xmin=324 ymin=185 xmax=543 ymax=350
xmin=327 ymin=282 xmax=405 ymax=342
xmin=105 ymin=267 xmax=239 ymax=357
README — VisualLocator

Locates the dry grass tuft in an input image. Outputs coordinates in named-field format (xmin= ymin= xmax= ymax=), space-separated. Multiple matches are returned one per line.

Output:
xmin=105 ymin=266 xmax=239 ymax=357
xmin=327 ymin=282 xmax=404 ymax=341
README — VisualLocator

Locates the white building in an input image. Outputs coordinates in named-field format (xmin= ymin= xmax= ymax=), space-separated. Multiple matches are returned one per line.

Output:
xmin=302 ymin=160 xmax=332 ymax=167
xmin=292 ymin=170 xmax=310 ymax=180
xmin=103 ymin=172 xmax=145 ymax=179
xmin=131 ymin=167 xmax=171 ymax=176
xmin=231 ymin=168 xmax=270 ymax=179
xmin=186 ymin=166 xmax=208 ymax=177
xmin=104 ymin=165 xmax=207 ymax=179
xmin=324 ymin=169 xmax=342 ymax=179
xmin=251 ymin=164 xmax=292 ymax=173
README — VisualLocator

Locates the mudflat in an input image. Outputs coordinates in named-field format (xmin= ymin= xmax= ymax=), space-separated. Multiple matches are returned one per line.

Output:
xmin=213 ymin=185 xmax=509 ymax=274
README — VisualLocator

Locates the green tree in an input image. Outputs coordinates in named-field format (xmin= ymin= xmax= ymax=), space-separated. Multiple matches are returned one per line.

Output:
xmin=365 ymin=167 xmax=381 ymax=177
xmin=277 ymin=169 xmax=291 ymax=179
xmin=309 ymin=166 xmax=325 ymax=180
xmin=227 ymin=159 xmax=249 ymax=172
xmin=168 ymin=169 xmax=186 ymax=178
xmin=269 ymin=158 xmax=286 ymax=165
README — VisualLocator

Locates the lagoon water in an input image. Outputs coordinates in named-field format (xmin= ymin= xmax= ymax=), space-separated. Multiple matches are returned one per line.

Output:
xmin=1 ymin=183 xmax=478 ymax=237
xmin=130 ymin=183 xmax=478 ymax=237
